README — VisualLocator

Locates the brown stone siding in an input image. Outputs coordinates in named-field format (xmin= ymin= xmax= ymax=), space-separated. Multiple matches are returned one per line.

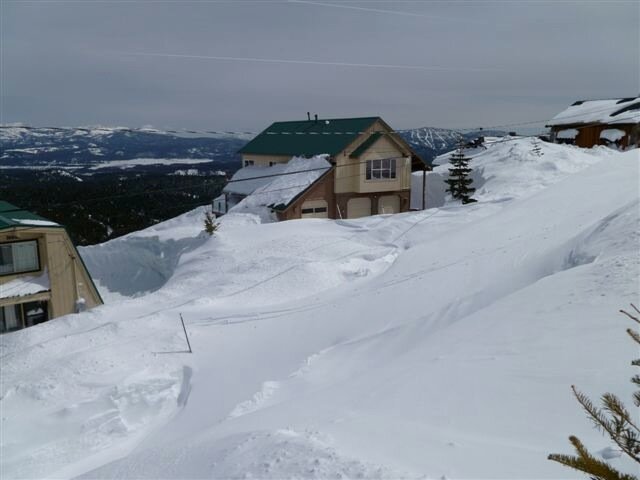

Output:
xmin=276 ymin=169 xmax=336 ymax=221
xmin=335 ymin=190 xmax=410 ymax=219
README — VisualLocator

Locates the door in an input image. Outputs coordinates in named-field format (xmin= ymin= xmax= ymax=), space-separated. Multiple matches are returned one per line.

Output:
xmin=378 ymin=195 xmax=400 ymax=214
xmin=347 ymin=197 xmax=371 ymax=219
xmin=301 ymin=199 xmax=329 ymax=219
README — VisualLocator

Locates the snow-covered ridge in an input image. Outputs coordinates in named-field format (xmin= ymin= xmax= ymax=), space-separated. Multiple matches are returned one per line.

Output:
xmin=1 ymin=140 xmax=638 ymax=479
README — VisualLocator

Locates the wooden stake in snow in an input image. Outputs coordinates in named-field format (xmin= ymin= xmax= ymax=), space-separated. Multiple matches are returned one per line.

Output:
xmin=180 ymin=313 xmax=193 ymax=353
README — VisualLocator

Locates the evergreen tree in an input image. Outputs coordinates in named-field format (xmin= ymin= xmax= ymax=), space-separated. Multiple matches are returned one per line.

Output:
xmin=445 ymin=139 xmax=476 ymax=204
xmin=532 ymin=138 xmax=544 ymax=157
xmin=548 ymin=304 xmax=640 ymax=480
xmin=203 ymin=210 xmax=219 ymax=236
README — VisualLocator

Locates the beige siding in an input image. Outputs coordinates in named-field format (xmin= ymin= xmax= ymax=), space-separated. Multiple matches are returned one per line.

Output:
xmin=0 ymin=227 xmax=102 ymax=321
xmin=335 ymin=120 xmax=412 ymax=194
xmin=334 ymin=156 xmax=361 ymax=193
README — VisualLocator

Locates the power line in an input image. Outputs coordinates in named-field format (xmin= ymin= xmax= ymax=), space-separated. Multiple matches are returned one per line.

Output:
xmin=2 ymin=101 xmax=633 ymax=138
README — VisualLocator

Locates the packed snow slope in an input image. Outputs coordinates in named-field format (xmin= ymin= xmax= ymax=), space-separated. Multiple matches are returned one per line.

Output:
xmin=1 ymin=140 xmax=639 ymax=479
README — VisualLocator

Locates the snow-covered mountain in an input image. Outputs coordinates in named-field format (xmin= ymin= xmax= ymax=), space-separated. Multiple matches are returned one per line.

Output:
xmin=398 ymin=127 xmax=507 ymax=163
xmin=1 ymin=139 xmax=638 ymax=479
xmin=0 ymin=126 xmax=248 ymax=170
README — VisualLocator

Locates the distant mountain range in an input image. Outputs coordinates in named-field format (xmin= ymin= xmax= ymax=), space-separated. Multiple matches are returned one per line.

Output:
xmin=0 ymin=125 xmax=505 ymax=170
xmin=399 ymin=127 xmax=506 ymax=163
xmin=0 ymin=126 xmax=248 ymax=171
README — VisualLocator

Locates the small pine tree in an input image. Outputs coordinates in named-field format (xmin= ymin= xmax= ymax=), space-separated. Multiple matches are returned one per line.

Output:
xmin=532 ymin=138 xmax=544 ymax=157
xmin=445 ymin=139 xmax=476 ymax=204
xmin=548 ymin=304 xmax=640 ymax=480
xmin=203 ymin=210 xmax=218 ymax=236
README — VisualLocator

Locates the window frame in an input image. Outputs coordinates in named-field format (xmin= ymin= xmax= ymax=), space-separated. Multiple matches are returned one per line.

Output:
xmin=366 ymin=158 xmax=397 ymax=181
xmin=0 ymin=239 xmax=41 ymax=277
xmin=301 ymin=206 xmax=328 ymax=215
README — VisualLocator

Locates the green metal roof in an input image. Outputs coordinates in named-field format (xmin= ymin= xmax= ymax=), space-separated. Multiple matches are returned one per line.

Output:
xmin=238 ymin=117 xmax=380 ymax=156
xmin=349 ymin=132 xmax=383 ymax=158
xmin=0 ymin=201 xmax=60 ymax=230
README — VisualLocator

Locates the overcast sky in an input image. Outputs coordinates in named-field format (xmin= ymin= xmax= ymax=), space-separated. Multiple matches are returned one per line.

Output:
xmin=2 ymin=0 xmax=639 ymax=133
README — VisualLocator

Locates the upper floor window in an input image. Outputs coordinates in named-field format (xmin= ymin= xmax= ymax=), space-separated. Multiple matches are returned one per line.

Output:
xmin=244 ymin=160 xmax=255 ymax=167
xmin=0 ymin=240 xmax=40 ymax=276
xmin=366 ymin=158 xmax=396 ymax=180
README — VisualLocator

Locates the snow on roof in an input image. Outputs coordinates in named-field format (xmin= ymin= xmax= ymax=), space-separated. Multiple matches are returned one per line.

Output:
xmin=556 ymin=128 xmax=579 ymax=139
xmin=0 ymin=268 xmax=50 ymax=300
xmin=9 ymin=219 xmax=59 ymax=227
xmin=230 ymin=155 xmax=332 ymax=212
xmin=547 ymin=97 xmax=640 ymax=126
xmin=600 ymin=128 xmax=626 ymax=142
xmin=0 ymin=201 xmax=60 ymax=230
xmin=223 ymin=163 xmax=289 ymax=196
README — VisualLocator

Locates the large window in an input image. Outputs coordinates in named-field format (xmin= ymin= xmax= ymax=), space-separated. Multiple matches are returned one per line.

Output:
xmin=0 ymin=240 xmax=40 ymax=276
xmin=366 ymin=158 xmax=397 ymax=180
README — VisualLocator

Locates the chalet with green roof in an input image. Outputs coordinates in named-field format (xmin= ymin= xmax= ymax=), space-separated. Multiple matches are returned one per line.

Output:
xmin=224 ymin=116 xmax=428 ymax=220
xmin=0 ymin=202 xmax=103 ymax=334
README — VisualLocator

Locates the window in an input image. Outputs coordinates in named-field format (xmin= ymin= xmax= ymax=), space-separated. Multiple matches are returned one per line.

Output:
xmin=0 ymin=301 xmax=49 ymax=334
xmin=0 ymin=240 xmax=40 ymax=276
xmin=0 ymin=305 xmax=22 ymax=333
xmin=244 ymin=160 xmax=255 ymax=167
xmin=24 ymin=301 xmax=48 ymax=328
xmin=366 ymin=158 xmax=397 ymax=180
xmin=301 ymin=207 xmax=327 ymax=214
xmin=269 ymin=162 xmax=277 ymax=167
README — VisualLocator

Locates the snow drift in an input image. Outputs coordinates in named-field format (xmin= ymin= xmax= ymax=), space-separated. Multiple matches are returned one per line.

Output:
xmin=1 ymin=140 xmax=638 ymax=479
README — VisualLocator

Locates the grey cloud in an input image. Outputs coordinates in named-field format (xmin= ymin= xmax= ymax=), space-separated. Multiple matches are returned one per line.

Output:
xmin=2 ymin=1 xmax=638 ymax=132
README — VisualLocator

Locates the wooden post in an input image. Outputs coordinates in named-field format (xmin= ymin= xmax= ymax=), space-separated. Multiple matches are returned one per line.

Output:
xmin=180 ymin=313 xmax=193 ymax=353
xmin=422 ymin=167 xmax=427 ymax=210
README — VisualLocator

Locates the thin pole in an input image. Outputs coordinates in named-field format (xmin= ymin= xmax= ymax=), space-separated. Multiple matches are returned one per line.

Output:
xmin=422 ymin=167 xmax=427 ymax=210
xmin=180 ymin=313 xmax=193 ymax=353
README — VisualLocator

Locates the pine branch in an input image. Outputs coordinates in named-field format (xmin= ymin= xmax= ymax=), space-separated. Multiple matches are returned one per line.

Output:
xmin=573 ymin=386 xmax=640 ymax=463
xmin=602 ymin=393 xmax=640 ymax=433
xmin=620 ymin=305 xmax=640 ymax=324
xmin=548 ymin=436 xmax=638 ymax=480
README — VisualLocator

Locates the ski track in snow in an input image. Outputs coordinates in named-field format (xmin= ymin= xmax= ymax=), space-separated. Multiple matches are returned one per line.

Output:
xmin=1 ymin=140 xmax=639 ymax=479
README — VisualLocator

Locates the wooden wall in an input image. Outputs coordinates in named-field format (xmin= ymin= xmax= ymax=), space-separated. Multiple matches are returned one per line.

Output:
xmin=0 ymin=227 xmax=102 ymax=320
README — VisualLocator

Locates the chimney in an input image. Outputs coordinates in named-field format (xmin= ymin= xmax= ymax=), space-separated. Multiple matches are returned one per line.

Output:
xmin=314 ymin=114 xmax=318 ymax=123
xmin=307 ymin=112 xmax=311 ymax=121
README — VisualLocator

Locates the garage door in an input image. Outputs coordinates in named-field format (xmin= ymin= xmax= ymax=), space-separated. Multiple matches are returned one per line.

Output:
xmin=301 ymin=199 xmax=329 ymax=219
xmin=347 ymin=197 xmax=371 ymax=219
xmin=378 ymin=195 xmax=400 ymax=214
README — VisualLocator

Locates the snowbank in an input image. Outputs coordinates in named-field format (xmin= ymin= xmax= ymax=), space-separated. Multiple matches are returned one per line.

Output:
xmin=1 ymin=143 xmax=639 ymax=479
xmin=411 ymin=138 xmax=616 ymax=208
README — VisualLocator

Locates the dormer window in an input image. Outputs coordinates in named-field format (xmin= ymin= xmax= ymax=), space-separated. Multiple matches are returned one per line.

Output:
xmin=0 ymin=240 xmax=40 ymax=276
